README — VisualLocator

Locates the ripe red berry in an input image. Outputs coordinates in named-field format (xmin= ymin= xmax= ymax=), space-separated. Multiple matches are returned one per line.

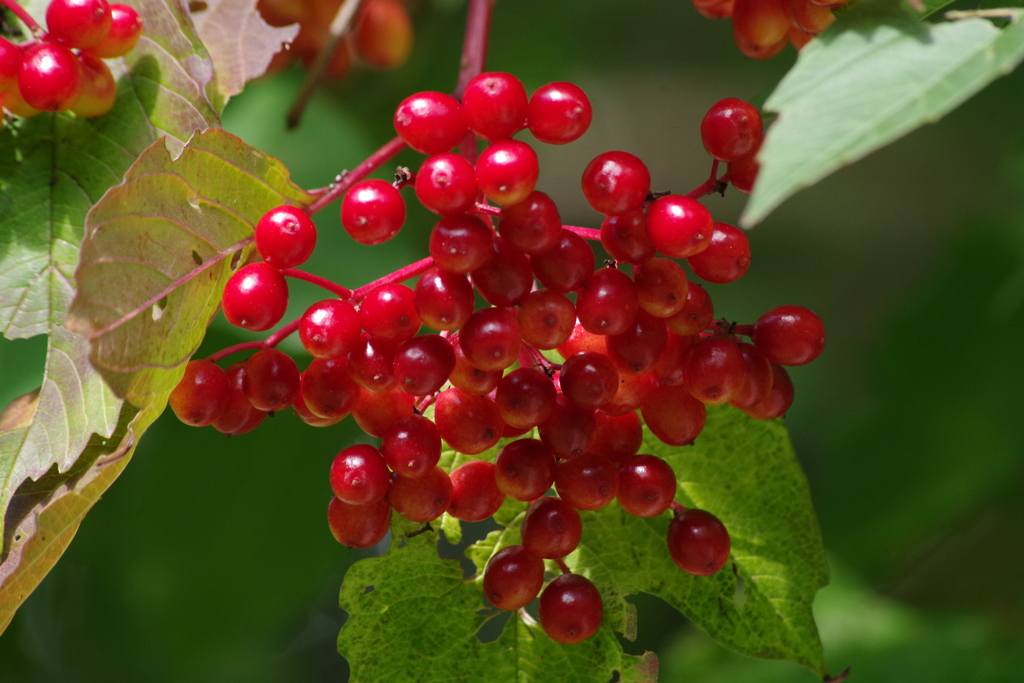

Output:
xmin=470 ymin=238 xmax=533 ymax=307
xmin=729 ymin=147 xmax=761 ymax=195
xmin=600 ymin=210 xmax=655 ymax=265
xmin=752 ymin=305 xmax=826 ymax=366
xmin=683 ymin=336 xmax=747 ymax=405
xmin=498 ymin=190 xmax=562 ymax=255
xmin=581 ymin=151 xmax=650 ymax=215
xmin=413 ymin=267 xmax=474 ymax=331
xmin=0 ymin=38 xmax=23 ymax=94
xmin=740 ymin=361 xmax=794 ymax=419
xmin=293 ymin=390 xmax=346 ymax=428
xmin=394 ymin=91 xmax=466 ymax=155
xmin=494 ymin=438 xmax=557 ymax=501
xmin=46 ymin=0 xmax=112 ymax=50
xmin=559 ymin=352 xmax=619 ymax=408
xmin=539 ymin=574 xmax=603 ymax=644
xmin=353 ymin=0 xmax=413 ymax=69
xmin=330 ymin=444 xmax=391 ymax=505
xmin=448 ymin=460 xmax=505 ymax=522
xmin=359 ymin=283 xmax=421 ymax=343
xmin=69 ymin=53 xmax=116 ymax=118
xmin=393 ymin=335 xmax=455 ymax=396
xmin=222 ymin=262 xmax=289 ymax=331
xmin=461 ymin=71 xmax=529 ymax=142
xmin=428 ymin=214 xmax=494 ymax=274
xmin=732 ymin=0 xmax=790 ymax=59
xmin=517 ymin=290 xmax=575 ymax=350
xmin=415 ymin=153 xmax=478 ymax=216
xmin=583 ymin=412 xmax=643 ymax=464
xmin=664 ymin=282 xmax=714 ymax=336
xmin=527 ymin=82 xmax=592 ymax=145
xmin=388 ymin=466 xmax=453 ymax=522
xmin=617 ymin=455 xmax=677 ymax=518
xmin=634 ymin=257 xmax=690 ymax=319
xmin=700 ymin=98 xmax=763 ymax=162
xmin=341 ymin=179 xmax=405 ymax=245
xmin=476 ymin=140 xmax=539 ymax=205
xmin=667 ymin=508 xmax=731 ymax=575
xmin=458 ymin=307 xmax=521 ymax=372
xmin=646 ymin=195 xmax=713 ymax=259
xmin=327 ymin=496 xmax=391 ymax=549
xmin=495 ymin=368 xmax=557 ymax=431
xmin=254 ymin=205 xmax=317 ymax=269
xmin=381 ymin=414 xmax=442 ymax=478
xmin=351 ymin=387 xmax=415 ymax=437
xmin=169 ymin=359 xmax=228 ymax=426
xmin=434 ymin=388 xmax=504 ymax=455
xmin=483 ymin=545 xmax=545 ymax=611
xmin=212 ymin=363 xmax=266 ymax=435
xmin=530 ymin=229 xmax=594 ymax=294
xmin=538 ymin=394 xmax=596 ymax=458
xmin=576 ymin=267 xmax=639 ymax=336
xmin=301 ymin=358 xmax=360 ymax=419
xmin=521 ymin=497 xmax=582 ymax=558
xmin=243 ymin=348 xmax=300 ymax=411
xmin=641 ymin=384 xmax=706 ymax=446
xmin=728 ymin=342 xmax=774 ymax=410
xmin=605 ymin=310 xmax=668 ymax=375
xmin=347 ymin=335 xmax=399 ymax=393
xmin=83 ymin=3 xmax=143 ymax=58
xmin=18 ymin=42 xmax=83 ymax=112
xmin=449 ymin=336 xmax=503 ymax=394
xmin=554 ymin=454 xmax=619 ymax=511
xmin=687 ymin=222 xmax=751 ymax=284
xmin=299 ymin=299 xmax=361 ymax=359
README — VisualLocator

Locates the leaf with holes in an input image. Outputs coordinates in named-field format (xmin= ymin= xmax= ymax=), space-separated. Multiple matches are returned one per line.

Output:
xmin=741 ymin=7 xmax=1024 ymax=227
xmin=338 ymin=406 xmax=830 ymax=679
xmin=190 ymin=0 xmax=301 ymax=110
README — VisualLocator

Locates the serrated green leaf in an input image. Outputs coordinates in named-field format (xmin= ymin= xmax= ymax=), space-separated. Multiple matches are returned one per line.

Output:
xmin=339 ymin=406 xmax=829 ymax=679
xmin=741 ymin=7 xmax=1024 ymax=227
xmin=190 ymin=0 xmax=300 ymax=110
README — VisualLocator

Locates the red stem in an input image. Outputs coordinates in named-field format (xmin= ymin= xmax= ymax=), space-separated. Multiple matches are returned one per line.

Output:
xmin=1 ymin=0 xmax=42 ymax=33
xmin=282 ymin=268 xmax=352 ymax=299
xmin=453 ymin=0 xmax=495 ymax=100
xmin=554 ymin=558 xmax=572 ymax=575
xmin=733 ymin=324 xmax=754 ymax=337
xmin=350 ymin=256 xmax=435 ymax=301
xmin=472 ymin=202 xmax=501 ymax=216
xmin=669 ymin=501 xmax=686 ymax=515
xmin=685 ymin=171 xmax=731 ymax=200
xmin=563 ymin=225 xmax=602 ymax=242
xmin=206 ymin=318 xmax=301 ymax=364
xmin=306 ymin=136 xmax=408 ymax=215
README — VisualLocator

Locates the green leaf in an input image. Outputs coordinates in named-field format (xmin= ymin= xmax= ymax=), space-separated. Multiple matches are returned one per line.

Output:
xmin=0 ymin=0 xmax=222 ymax=633
xmin=338 ymin=406 xmax=829 ymax=680
xmin=741 ymin=7 xmax=1024 ymax=227
xmin=190 ymin=0 xmax=300 ymax=111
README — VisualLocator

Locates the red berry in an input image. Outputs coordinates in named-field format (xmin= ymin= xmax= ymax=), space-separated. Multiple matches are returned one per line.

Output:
xmin=576 ymin=267 xmax=639 ymax=336
xmin=394 ymin=91 xmax=466 ymax=155
xmin=449 ymin=336 xmax=503 ymax=394
xmin=521 ymin=496 xmax=582 ymax=558
xmin=83 ymin=3 xmax=142 ymax=58
xmin=476 ymin=140 xmax=539 ymax=205
xmin=581 ymin=151 xmax=650 ymax=215
xmin=530 ymin=229 xmax=594 ymax=294
xmin=462 ymin=71 xmax=528 ymax=142
xmin=539 ymin=574 xmax=603 ymax=644
xmin=605 ymin=310 xmax=668 ymax=375
xmin=69 ymin=53 xmax=115 ymax=118
xmin=616 ymin=455 xmax=677 ymax=518
xmin=517 ymin=290 xmax=575 ymax=350
xmin=741 ymin=362 xmax=794 ymax=419
xmin=682 ymin=336 xmax=747 ymax=405
xmin=483 ymin=545 xmax=545 ymax=610
xmin=471 ymin=238 xmax=533 ymax=307
xmin=687 ymin=222 xmax=751 ymax=284
xmin=359 ymin=283 xmax=421 ymax=343
xmin=667 ymin=508 xmax=731 ymax=575
xmin=732 ymin=0 xmax=790 ymax=58
xmin=354 ymin=0 xmax=413 ymax=69
xmin=664 ymin=282 xmax=714 ymax=336
xmin=641 ymin=384 xmax=706 ymax=446
xmin=448 ymin=460 xmax=505 ymax=522
xmin=700 ymin=98 xmax=763 ymax=162
xmin=752 ymin=305 xmax=825 ymax=366
xmin=600 ymin=210 xmax=655 ymax=265
xmin=554 ymin=454 xmax=619 ymax=511
xmin=299 ymin=299 xmax=361 ymax=359
xmin=458 ymin=306 xmax=521 ymax=372
xmin=212 ymin=363 xmax=266 ymax=435
xmin=0 ymin=38 xmax=23 ymax=93
xmin=169 ymin=359 xmax=228 ymax=427
xmin=729 ymin=146 xmax=761 ymax=195
xmin=388 ymin=466 xmax=452 ymax=522
xmin=301 ymin=358 xmax=360 ymax=418
xmin=351 ymin=387 xmax=415 ymax=437
xmin=498 ymin=190 xmax=562 ymax=255
xmin=341 ymin=179 xmax=405 ymax=245
xmin=381 ymin=414 xmax=442 ymax=478
xmin=429 ymin=214 xmax=494 ymax=274
xmin=494 ymin=438 xmax=556 ymax=501
xmin=243 ymin=348 xmax=300 ymax=411
xmin=527 ymin=82 xmax=592 ymax=145
xmin=393 ymin=334 xmax=455 ymax=396
xmin=18 ymin=42 xmax=82 ymax=112
xmin=415 ymin=153 xmax=478 ymax=216
xmin=222 ymin=262 xmax=289 ymax=331
xmin=255 ymin=205 xmax=317 ymax=269
xmin=347 ymin=335 xmax=399 ymax=393
xmin=582 ymin=412 xmax=643 ymax=464
xmin=634 ymin=257 xmax=690 ymax=319
xmin=330 ymin=444 xmax=391 ymax=505
xmin=46 ymin=0 xmax=112 ymax=50
xmin=495 ymin=368 xmax=556 ymax=431
xmin=559 ymin=352 xmax=619 ymax=408
xmin=538 ymin=394 xmax=596 ymax=458
xmin=646 ymin=195 xmax=713 ymax=259
xmin=327 ymin=496 xmax=391 ymax=549
xmin=434 ymin=388 xmax=504 ymax=455
xmin=729 ymin=342 xmax=774 ymax=410
xmin=414 ymin=267 xmax=474 ymax=331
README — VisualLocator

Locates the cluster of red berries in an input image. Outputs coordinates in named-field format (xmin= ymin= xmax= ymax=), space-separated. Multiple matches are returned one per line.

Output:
xmin=0 ymin=0 xmax=142 ymax=119
xmin=258 ymin=0 xmax=412 ymax=79
xmin=168 ymin=74 xmax=824 ymax=645
xmin=692 ymin=0 xmax=845 ymax=58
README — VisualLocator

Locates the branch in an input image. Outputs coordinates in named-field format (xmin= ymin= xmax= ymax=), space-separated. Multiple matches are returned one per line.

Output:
xmin=306 ymin=136 xmax=408 ymax=214
xmin=0 ymin=0 xmax=42 ymax=34
xmin=453 ymin=0 xmax=496 ymax=100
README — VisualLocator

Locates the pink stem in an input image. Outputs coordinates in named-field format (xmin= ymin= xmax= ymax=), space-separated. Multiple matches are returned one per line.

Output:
xmin=669 ymin=501 xmax=687 ymax=515
xmin=685 ymin=171 xmax=731 ymax=200
xmin=350 ymin=256 xmax=435 ymax=301
xmin=1 ymin=0 xmax=42 ymax=33
xmin=306 ymin=136 xmax=408 ymax=215
xmin=473 ymin=202 xmax=501 ymax=216
xmin=554 ymin=558 xmax=572 ymax=575
xmin=206 ymin=318 xmax=301 ymax=364
xmin=563 ymin=225 xmax=602 ymax=241
xmin=453 ymin=0 xmax=495 ymax=99
xmin=733 ymin=324 xmax=754 ymax=337
xmin=282 ymin=268 xmax=353 ymax=299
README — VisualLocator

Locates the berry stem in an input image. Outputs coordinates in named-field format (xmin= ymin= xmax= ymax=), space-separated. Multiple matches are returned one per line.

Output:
xmin=1 ymin=0 xmax=42 ymax=34
xmin=553 ymin=558 xmax=572 ymax=575
xmin=669 ymin=501 xmax=687 ymax=515
xmin=453 ymin=0 xmax=496 ymax=100
xmin=685 ymin=170 xmax=731 ymax=200
xmin=733 ymin=324 xmax=754 ymax=337
xmin=563 ymin=225 xmax=602 ymax=242
xmin=285 ymin=0 xmax=366 ymax=129
xmin=472 ymin=202 xmax=501 ymax=216
xmin=306 ymin=136 xmax=409 ymax=214
xmin=206 ymin=318 xmax=301 ymax=364
xmin=350 ymin=256 xmax=435 ymax=301
xmin=281 ymin=268 xmax=353 ymax=299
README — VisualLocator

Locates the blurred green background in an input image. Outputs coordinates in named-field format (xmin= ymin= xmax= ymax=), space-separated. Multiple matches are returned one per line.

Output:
xmin=3 ymin=0 xmax=1024 ymax=679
